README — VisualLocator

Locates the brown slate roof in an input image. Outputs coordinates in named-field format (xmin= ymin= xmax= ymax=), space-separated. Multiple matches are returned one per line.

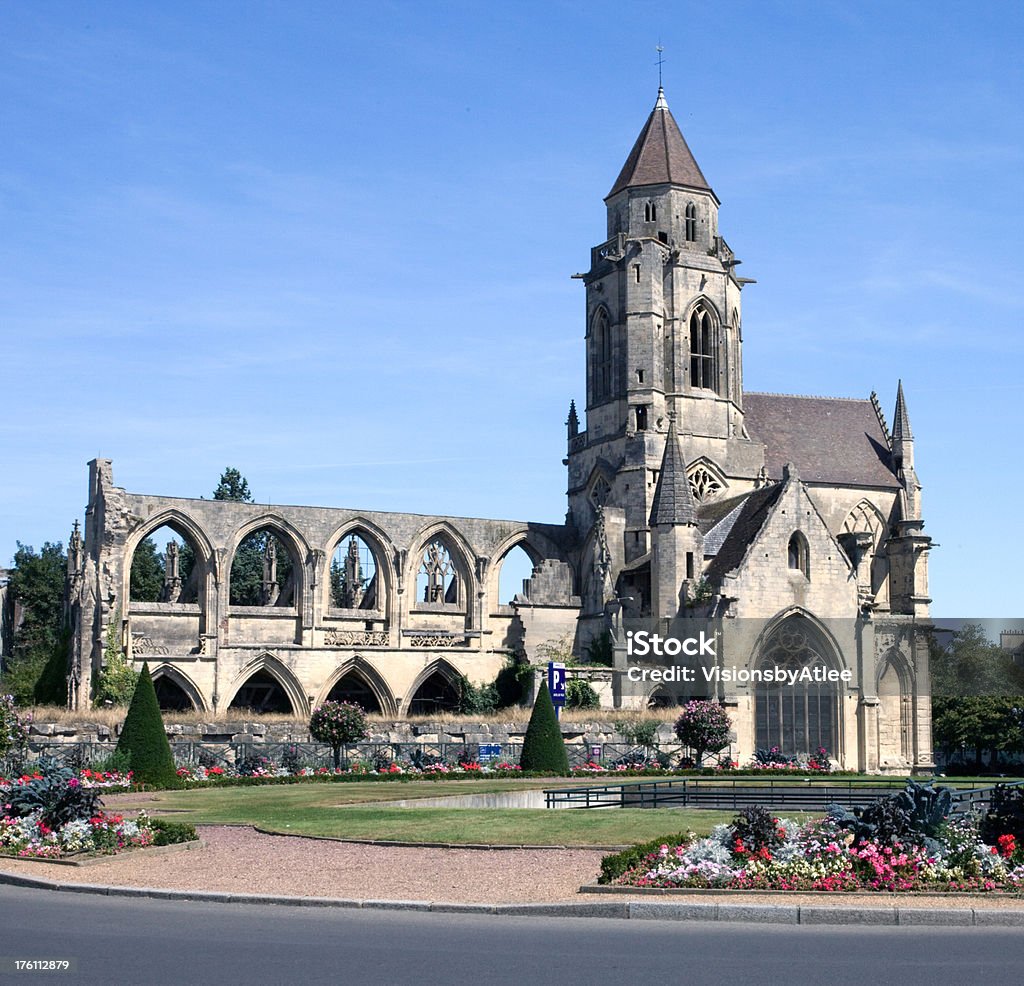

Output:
xmin=607 ymin=89 xmax=714 ymax=199
xmin=649 ymin=420 xmax=697 ymax=527
xmin=743 ymin=393 xmax=901 ymax=490
xmin=703 ymin=484 xmax=785 ymax=583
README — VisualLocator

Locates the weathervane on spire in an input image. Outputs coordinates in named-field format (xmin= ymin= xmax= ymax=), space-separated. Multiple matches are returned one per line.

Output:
xmin=655 ymin=42 xmax=665 ymax=89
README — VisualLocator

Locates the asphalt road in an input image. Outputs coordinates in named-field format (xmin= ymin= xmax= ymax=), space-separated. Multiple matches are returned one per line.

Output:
xmin=2 ymin=887 xmax=1022 ymax=986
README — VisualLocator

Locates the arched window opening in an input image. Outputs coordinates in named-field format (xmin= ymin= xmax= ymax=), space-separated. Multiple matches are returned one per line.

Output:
xmin=230 ymin=529 xmax=296 ymax=607
xmin=416 ymin=539 xmax=459 ymax=605
xmin=327 ymin=673 xmax=382 ymax=714
xmin=689 ymin=307 xmax=717 ymax=392
xmin=688 ymin=465 xmax=724 ymax=503
xmin=228 ymin=670 xmax=294 ymax=714
xmin=129 ymin=525 xmax=199 ymax=603
xmin=589 ymin=476 xmax=611 ymax=508
xmin=329 ymin=534 xmax=379 ymax=610
xmin=635 ymin=405 xmax=649 ymax=431
xmin=755 ymin=622 xmax=838 ymax=757
xmin=408 ymin=671 xmax=461 ymax=715
xmin=153 ymin=674 xmax=195 ymax=712
xmin=644 ymin=200 xmax=657 ymax=222
xmin=685 ymin=202 xmax=697 ymax=242
xmin=788 ymin=532 xmax=810 ymax=578
xmin=592 ymin=309 xmax=613 ymax=401
xmin=498 ymin=545 xmax=535 ymax=604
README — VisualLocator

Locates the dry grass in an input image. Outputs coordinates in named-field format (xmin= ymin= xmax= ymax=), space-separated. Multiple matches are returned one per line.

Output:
xmin=25 ymin=704 xmax=678 ymax=730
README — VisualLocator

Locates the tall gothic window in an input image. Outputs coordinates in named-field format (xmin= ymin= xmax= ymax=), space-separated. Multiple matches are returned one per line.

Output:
xmin=593 ymin=309 xmax=613 ymax=401
xmin=644 ymin=200 xmax=657 ymax=222
xmin=755 ymin=621 xmax=839 ymax=757
xmin=689 ymin=307 xmax=717 ymax=392
xmin=685 ymin=202 xmax=697 ymax=241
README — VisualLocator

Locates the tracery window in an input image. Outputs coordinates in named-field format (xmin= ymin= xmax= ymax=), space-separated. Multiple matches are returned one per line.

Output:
xmin=754 ymin=622 xmax=838 ymax=756
xmin=688 ymin=466 xmax=723 ymax=503
xmin=689 ymin=307 xmax=717 ymax=391
xmin=685 ymin=202 xmax=697 ymax=241
xmin=418 ymin=539 xmax=458 ymax=604
xmin=329 ymin=533 xmax=379 ymax=610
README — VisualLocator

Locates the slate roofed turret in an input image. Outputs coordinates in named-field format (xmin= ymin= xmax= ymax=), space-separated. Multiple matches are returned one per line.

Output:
xmin=607 ymin=88 xmax=715 ymax=200
xmin=650 ymin=419 xmax=697 ymax=527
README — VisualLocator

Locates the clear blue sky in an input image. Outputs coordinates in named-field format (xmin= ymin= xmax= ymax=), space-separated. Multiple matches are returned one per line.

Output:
xmin=2 ymin=1 xmax=1021 ymax=616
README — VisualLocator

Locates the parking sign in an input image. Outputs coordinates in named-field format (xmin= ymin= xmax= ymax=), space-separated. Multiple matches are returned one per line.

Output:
xmin=548 ymin=661 xmax=566 ymax=707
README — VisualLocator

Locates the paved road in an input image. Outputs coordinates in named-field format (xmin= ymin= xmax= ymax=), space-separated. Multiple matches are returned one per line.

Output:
xmin=2 ymin=887 xmax=1023 ymax=986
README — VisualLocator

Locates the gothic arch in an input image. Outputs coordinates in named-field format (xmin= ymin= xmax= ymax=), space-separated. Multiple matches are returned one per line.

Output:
xmin=876 ymin=647 xmax=913 ymax=765
xmin=841 ymin=499 xmax=886 ymax=546
xmin=149 ymin=663 xmax=208 ymax=712
xmin=122 ymin=509 xmax=215 ymax=605
xmin=322 ymin=519 xmax=395 ymax=618
xmin=403 ymin=658 xmax=464 ymax=716
xmin=751 ymin=610 xmax=846 ymax=758
xmin=227 ymin=515 xmax=311 ymax=609
xmin=684 ymin=296 xmax=722 ymax=393
xmin=686 ymin=457 xmax=728 ymax=503
xmin=589 ymin=305 xmax=614 ymax=402
xmin=407 ymin=522 xmax=476 ymax=610
xmin=222 ymin=652 xmax=308 ymax=717
xmin=315 ymin=656 xmax=398 ymax=716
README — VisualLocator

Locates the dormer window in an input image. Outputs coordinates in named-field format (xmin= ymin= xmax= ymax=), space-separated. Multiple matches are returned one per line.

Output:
xmin=644 ymin=201 xmax=657 ymax=222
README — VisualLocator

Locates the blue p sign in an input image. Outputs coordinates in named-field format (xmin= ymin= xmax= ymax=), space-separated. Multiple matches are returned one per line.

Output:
xmin=548 ymin=661 xmax=566 ymax=707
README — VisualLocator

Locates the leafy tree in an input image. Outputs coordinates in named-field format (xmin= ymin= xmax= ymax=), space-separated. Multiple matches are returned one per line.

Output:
xmin=129 ymin=537 xmax=164 ymax=602
xmin=309 ymin=700 xmax=368 ymax=768
xmin=115 ymin=663 xmax=178 ymax=788
xmin=930 ymin=624 xmax=1024 ymax=767
xmin=213 ymin=467 xmax=253 ymax=502
xmin=519 ymin=682 xmax=569 ymax=773
xmin=33 ymin=627 xmax=70 ymax=706
xmin=674 ymin=699 xmax=732 ymax=766
xmin=8 ymin=542 xmax=66 ymax=658
xmin=1 ymin=542 xmax=67 ymax=704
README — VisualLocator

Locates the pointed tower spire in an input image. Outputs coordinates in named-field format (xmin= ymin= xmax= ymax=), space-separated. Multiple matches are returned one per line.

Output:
xmin=649 ymin=419 xmax=697 ymax=527
xmin=892 ymin=380 xmax=913 ymax=441
xmin=566 ymin=399 xmax=579 ymax=439
xmin=607 ymin=89 xmax=715 ymax=200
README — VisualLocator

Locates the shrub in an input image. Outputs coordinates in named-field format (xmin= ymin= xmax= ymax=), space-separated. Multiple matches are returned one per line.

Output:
xmin=0 ymin=693 xmax=30 ymax=765
xmin=93 ymin=612 xmax=139 ymax=707
xmin=674 ymin=700 xmax=732 ymax=766
xmin=619 ymin=715 xmax=660 ymax=747
xmin=981 ymin=784 xmax=1024 ymax=845
xmin=519 ymin=683 xmax=569 ymax=773
xmin=115 ymin=663 xmax=179 ymax=788
xmin=565 ymin=679 xmax=599 ymax=710
xmin=309 ymin=701 xmax=368 ymax=768
xmin=732 ymin=806 xmax=784 ymax=855
xmin=584 ymin=631 xmax=614 ymax=667
xmin=149 ymin=818 xmax=198 ymax=846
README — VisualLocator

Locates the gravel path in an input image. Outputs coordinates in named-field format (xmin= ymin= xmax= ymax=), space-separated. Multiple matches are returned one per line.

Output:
xmin=1 ymin=826 xmax=1023 ymax=910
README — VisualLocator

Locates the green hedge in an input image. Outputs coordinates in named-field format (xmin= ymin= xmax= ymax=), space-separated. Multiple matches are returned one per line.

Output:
xmin=149 ymin=818 xmax=199 ymax=846
xmin=598 ymin=832 xmax=694 ymax=884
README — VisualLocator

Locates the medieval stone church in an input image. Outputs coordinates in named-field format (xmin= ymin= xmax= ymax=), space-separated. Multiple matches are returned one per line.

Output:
xmin=66 ymin=89 xmax=934 ymax=772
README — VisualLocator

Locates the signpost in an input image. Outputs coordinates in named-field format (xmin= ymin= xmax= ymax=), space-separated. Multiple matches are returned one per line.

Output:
xmin=478 ymin=744 xmax=502 ymax=762
xmin=547 ymin=661 xmax=566 ymax=720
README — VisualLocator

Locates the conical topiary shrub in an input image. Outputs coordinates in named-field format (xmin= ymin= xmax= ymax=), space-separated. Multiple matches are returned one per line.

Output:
xmin=518 ymin=681 xmax=570 ymax=773
xmin=115 ymin=662 xmax=179 ymax=788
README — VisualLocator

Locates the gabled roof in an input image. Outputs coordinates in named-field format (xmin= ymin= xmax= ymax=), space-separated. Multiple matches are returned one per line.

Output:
xmin=703 ymin=484 xmax=785 ymax=582
xmin=649 ymin=420 xmax=697 ymax=527
xmin=607 ymin=88 xmax=714 ymax=200
xmin=743 ymin=393 xmax=901 ymax=490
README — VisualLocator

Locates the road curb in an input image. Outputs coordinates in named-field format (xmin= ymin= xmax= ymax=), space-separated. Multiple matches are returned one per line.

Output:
xmin=3 ymin=868 xmax=1024 ymax=926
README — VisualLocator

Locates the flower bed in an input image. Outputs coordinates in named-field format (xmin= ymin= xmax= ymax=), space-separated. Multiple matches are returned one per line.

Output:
xmin=604 ymin=802 xmax=1024 ymax=894
xmin=0 ymin=757 xmax=191 ymax=860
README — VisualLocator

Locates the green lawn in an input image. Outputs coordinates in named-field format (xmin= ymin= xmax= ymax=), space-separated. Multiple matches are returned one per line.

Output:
xmin=110 ymin=780 xmax=738 ymax=846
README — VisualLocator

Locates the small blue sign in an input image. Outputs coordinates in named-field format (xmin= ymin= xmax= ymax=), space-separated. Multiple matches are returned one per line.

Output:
xmin=479 ymin=744 xmax=502 ymax=761
xmin=548 ymin=661 xmax=566 ymax=707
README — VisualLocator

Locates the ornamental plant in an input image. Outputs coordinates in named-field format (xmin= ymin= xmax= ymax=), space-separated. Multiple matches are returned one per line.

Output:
xmin=673 ymin=700 xmax=731 ymax=766
xmin=309 ymin=700 xmax=368 ymax=768
xmin=115 ymin=663 xmax=179 ymax=788
xmin=0 ymin=694 xmax=30 ymax=766
xmin=519 ymin=683 xmax=569 ymax=773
